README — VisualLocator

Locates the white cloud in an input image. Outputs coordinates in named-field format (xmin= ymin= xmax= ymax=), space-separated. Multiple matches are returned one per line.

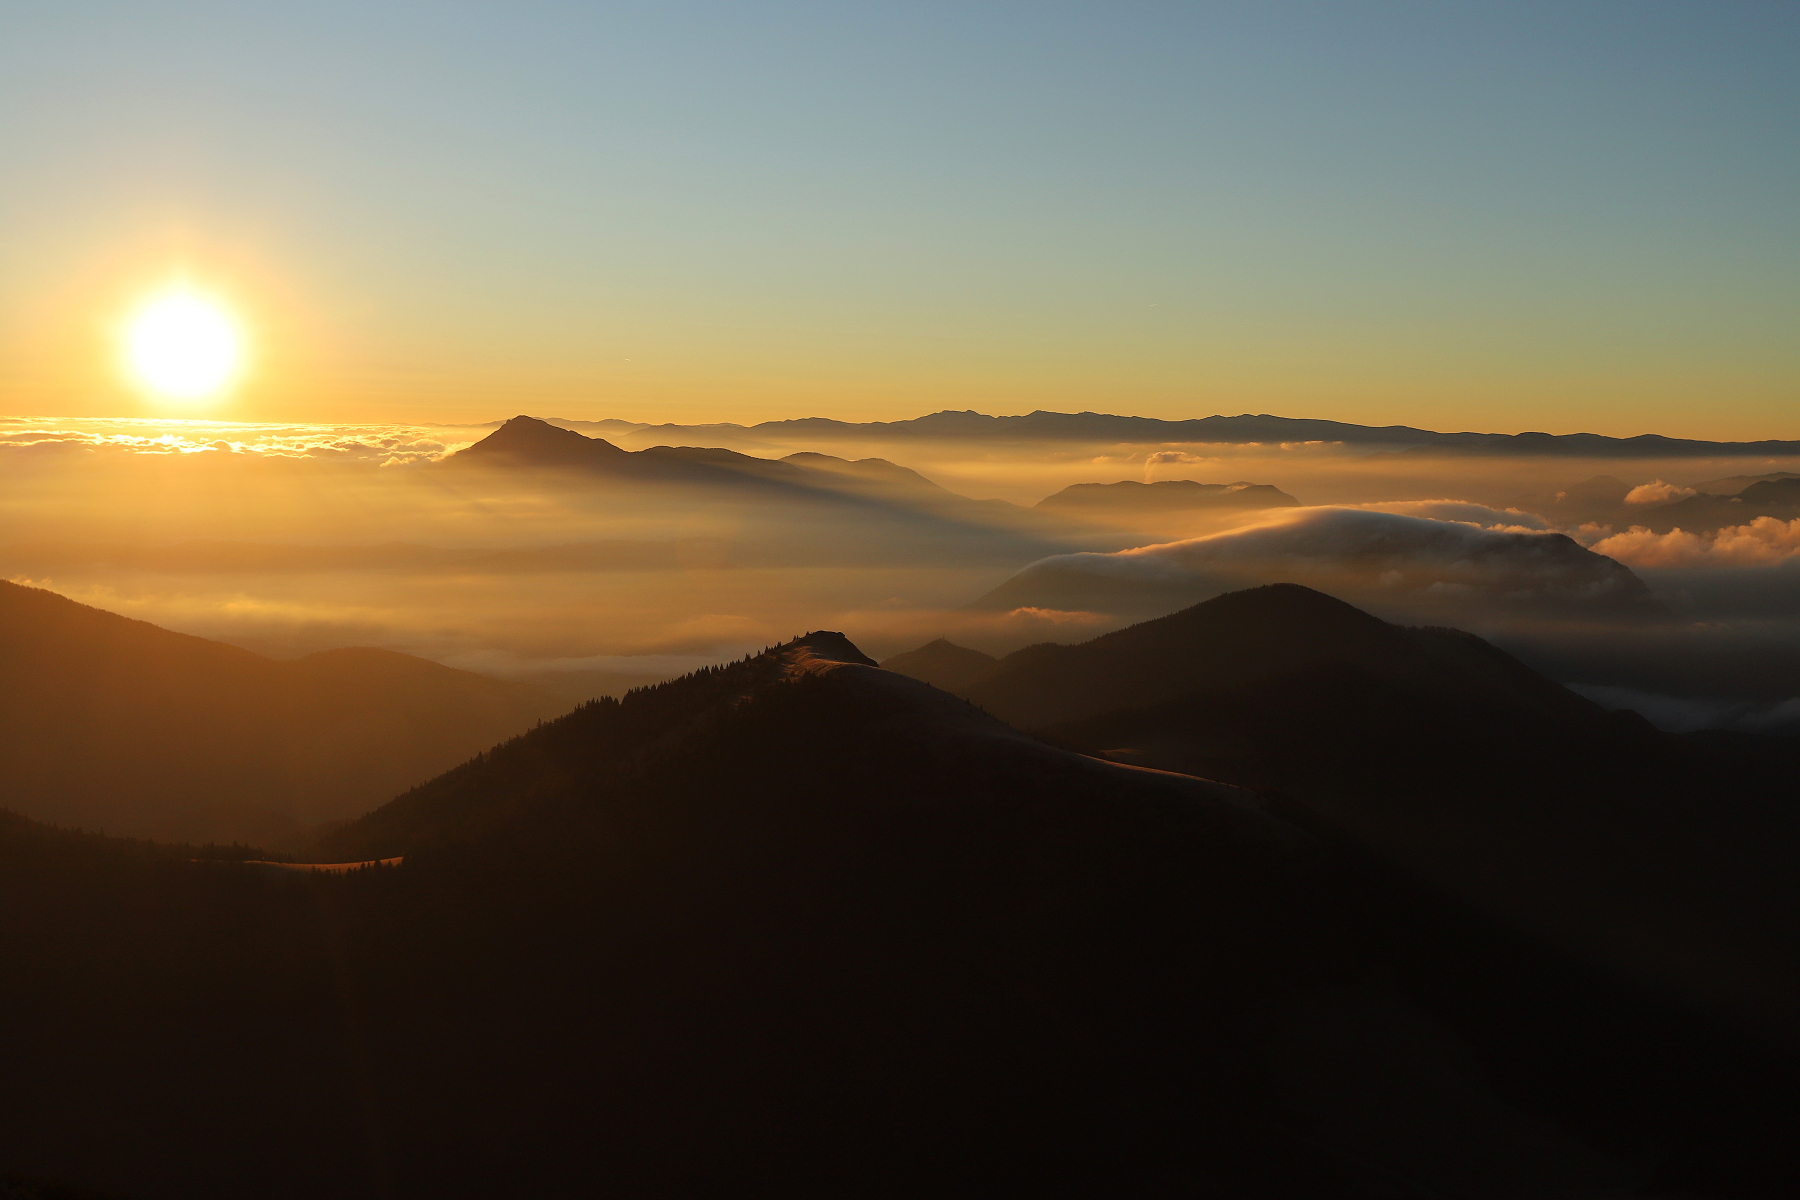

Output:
xmin=1567 ymin=683 xmax=1800 ymax=734
xmin=1591 ymin=517 xmax=1800 ymax=567
xmin=979 ymin=506 xmax=1657 ymax=621
xmin=0 ymin=416 xmax=473 ymax=464
xmin=1625 ymin=480 xmax=1697 ymax=505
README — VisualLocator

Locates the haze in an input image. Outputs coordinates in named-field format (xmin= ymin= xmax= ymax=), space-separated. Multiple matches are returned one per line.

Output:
xmin=7 ymin=6 xmax=1800 ymax=1197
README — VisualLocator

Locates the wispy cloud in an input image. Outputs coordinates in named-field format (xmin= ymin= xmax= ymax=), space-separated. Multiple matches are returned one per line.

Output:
xmin=0 ymin=417 xmax=480 ymax=465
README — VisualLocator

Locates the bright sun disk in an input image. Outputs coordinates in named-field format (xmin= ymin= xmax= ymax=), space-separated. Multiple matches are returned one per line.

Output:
xmin=125 ymin=287 xmax=245 ymax=401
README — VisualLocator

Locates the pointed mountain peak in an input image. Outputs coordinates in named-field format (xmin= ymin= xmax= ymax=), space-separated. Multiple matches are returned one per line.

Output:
xmin=879 ymin=636 xmax=999 ymax=691
xmin=780 ymin=631 xmax=878 ymax=670
xmin=448 ymin=416 xmax=630 ymax=467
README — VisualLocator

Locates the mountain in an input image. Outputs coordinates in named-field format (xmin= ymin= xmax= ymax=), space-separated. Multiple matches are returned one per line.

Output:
xmin=0 ymin=580 xmax=565 ymax=842
xmin=578 ymin=408 xmax=1800 ymax=457
xmin=446 ymin=412 xmax=639 ymax=468
xmin=438 ymin=416 xmax=1109 ymax=565
xmin=445 ymin=415 xmax=960 ymax=498
xmin=958 ymin=583 xmax=1599 ymax=730
xmin=954 ymin=584 xmax=1800 ymax=1045
xmin=5 ymin=627 xmax=1796 ymax=1196
xmin=1635 ymin=476 xmax=1800 ymax=532
xmin=0 ymin=634 xmax=1340 ymax=1196
xmin=877 ymin=637 xmax=996 ymax=690
xmin=965 ymin=507 xmax=1660 ymax=625
xmin=1688 ymin=470 xmax=1800 ymax=495
xmin=1035 ymin=479 xmax=1300 ymax=514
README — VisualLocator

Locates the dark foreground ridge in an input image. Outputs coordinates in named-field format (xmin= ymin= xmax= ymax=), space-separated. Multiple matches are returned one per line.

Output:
xmin=5 ymin=602 xmax=1798 ymax=1197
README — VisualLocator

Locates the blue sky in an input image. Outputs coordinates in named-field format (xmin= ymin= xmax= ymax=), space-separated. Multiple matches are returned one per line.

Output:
xmin=2 ymin=1 xmax=1796 ymax=434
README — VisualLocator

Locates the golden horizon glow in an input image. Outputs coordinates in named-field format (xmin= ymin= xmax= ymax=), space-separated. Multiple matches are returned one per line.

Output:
xmin=124 ymin=286 xmax=245 ymax=403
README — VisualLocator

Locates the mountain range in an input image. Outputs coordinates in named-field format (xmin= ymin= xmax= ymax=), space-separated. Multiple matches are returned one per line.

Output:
xmin=5 ymin=585 xmax=1798 ymax=1196
xmin=507 ymin=409 xmax=1800 ymax=457
xmin=898 ymin=585 xmax=1800 ymax=1043
xmin=438 ymin=415 xmax=1114 ymax=564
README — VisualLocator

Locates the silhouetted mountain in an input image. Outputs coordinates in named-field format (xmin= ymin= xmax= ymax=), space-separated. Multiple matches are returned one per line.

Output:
xmin=1035 ymin=479 xmax=1300 ymax=513
xmin=449 ymin=412 xmax=638 ymax=468
xmin=439 ymin=417 xmax=1107 ymax=565
xmin=590 ymin=408 xmax=1800 ymax=457
xmin=877 ymin=637 xmax=996 ymax=690
xmin=1688 ymin=470 xmax=1800 ymax=496
xmin=0 ymin=635 xmax=1350 ymax=1196
xmin=0 ymin=581 xmax=565 ymax=841
xmin=448 ymin=416 xmax=981 ymax=502
xmin=1634 ymin=476 xmax=1800 ymax=532
xmin=956 ymin=584 xmax=1800 ymax=1047
xmin=1402 ymin=429 xmax=1800 ymax=458
xmin=5 ymin=629 xmax=1797 ymax=1197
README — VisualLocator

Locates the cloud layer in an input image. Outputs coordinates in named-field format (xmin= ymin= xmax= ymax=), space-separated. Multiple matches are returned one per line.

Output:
xmin=0 ymin=416 xmax=477 ymax=465
xmin=973 ymin=506 xmax=1658 ymax=624
xmin=1591 ymin=517 xmax=1800 ymax=567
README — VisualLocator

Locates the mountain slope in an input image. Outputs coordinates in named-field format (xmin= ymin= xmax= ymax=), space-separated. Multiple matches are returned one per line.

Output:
xmin=956 ymin=584 xmax=1800 ymax=1046
xmin=959 ymin=583 xmax=1601 ymax=730
xmin=877 ymin=637 xmax=997 ymax=690
xmin=1636 ymin=476 xmax=1800 ymax=532
xmin=6 ymin=631 xmax=1795 ymax=1197
xmin=2 ymin=634 xmax=1357 ymax=1197
xmin=0 ymin=581 xmax=565 ymax=840
xmin=439 ymin=416 xmax=1099 ymax=563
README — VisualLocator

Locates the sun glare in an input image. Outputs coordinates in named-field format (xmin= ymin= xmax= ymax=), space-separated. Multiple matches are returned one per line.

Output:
xmin=125 ymin=287 xmax=245 ymax=402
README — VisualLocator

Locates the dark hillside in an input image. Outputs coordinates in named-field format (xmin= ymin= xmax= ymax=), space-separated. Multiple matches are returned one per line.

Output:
xmin=3 ymin=637 xmax=1358 ymax=1197
xmin=959 ymin=583 xmax=1602 ymax=729
xmin=5 ymin=627 xmax=1798 ymax=1195
xmin=877 ymin=636 xmax=997 ymax=690
xmin=0 ymin=581 xmax=564 ymax=840
xmin=959 ymin=585 xmax=1800 ymax=1052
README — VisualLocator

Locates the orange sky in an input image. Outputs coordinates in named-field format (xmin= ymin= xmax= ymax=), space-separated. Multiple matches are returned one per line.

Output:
xmin=3 ymin=5 xmax=1796 ymax=439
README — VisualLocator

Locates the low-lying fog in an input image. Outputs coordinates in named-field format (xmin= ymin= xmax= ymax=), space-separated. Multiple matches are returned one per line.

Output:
xmin=6 ymin=413 xmax=1800 ymax=727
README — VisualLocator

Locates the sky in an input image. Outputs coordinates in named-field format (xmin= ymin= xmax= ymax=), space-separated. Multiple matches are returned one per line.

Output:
xmin=1 ymin=1 xmax=1796 ymax=435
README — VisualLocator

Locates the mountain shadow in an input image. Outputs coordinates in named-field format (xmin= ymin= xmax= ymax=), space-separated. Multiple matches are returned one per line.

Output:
xmin=0 ymin=580 xmax=566 ymax=842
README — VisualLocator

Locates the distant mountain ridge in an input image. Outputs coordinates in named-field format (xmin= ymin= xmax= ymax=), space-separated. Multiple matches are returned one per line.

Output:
xmin=437 ymin=416 xmax=1122 ymax=564
xmin=512 ymin=409 xmax=1800 ymax=458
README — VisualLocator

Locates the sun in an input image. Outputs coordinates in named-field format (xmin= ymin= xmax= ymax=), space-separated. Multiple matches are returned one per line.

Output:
xmin=124 ymin=286 xmax=246 ymax=401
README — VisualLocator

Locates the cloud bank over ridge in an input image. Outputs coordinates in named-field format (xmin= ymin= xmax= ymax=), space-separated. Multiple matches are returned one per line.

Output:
xmin=972 ymin=506 xmax=1658 ymax=626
